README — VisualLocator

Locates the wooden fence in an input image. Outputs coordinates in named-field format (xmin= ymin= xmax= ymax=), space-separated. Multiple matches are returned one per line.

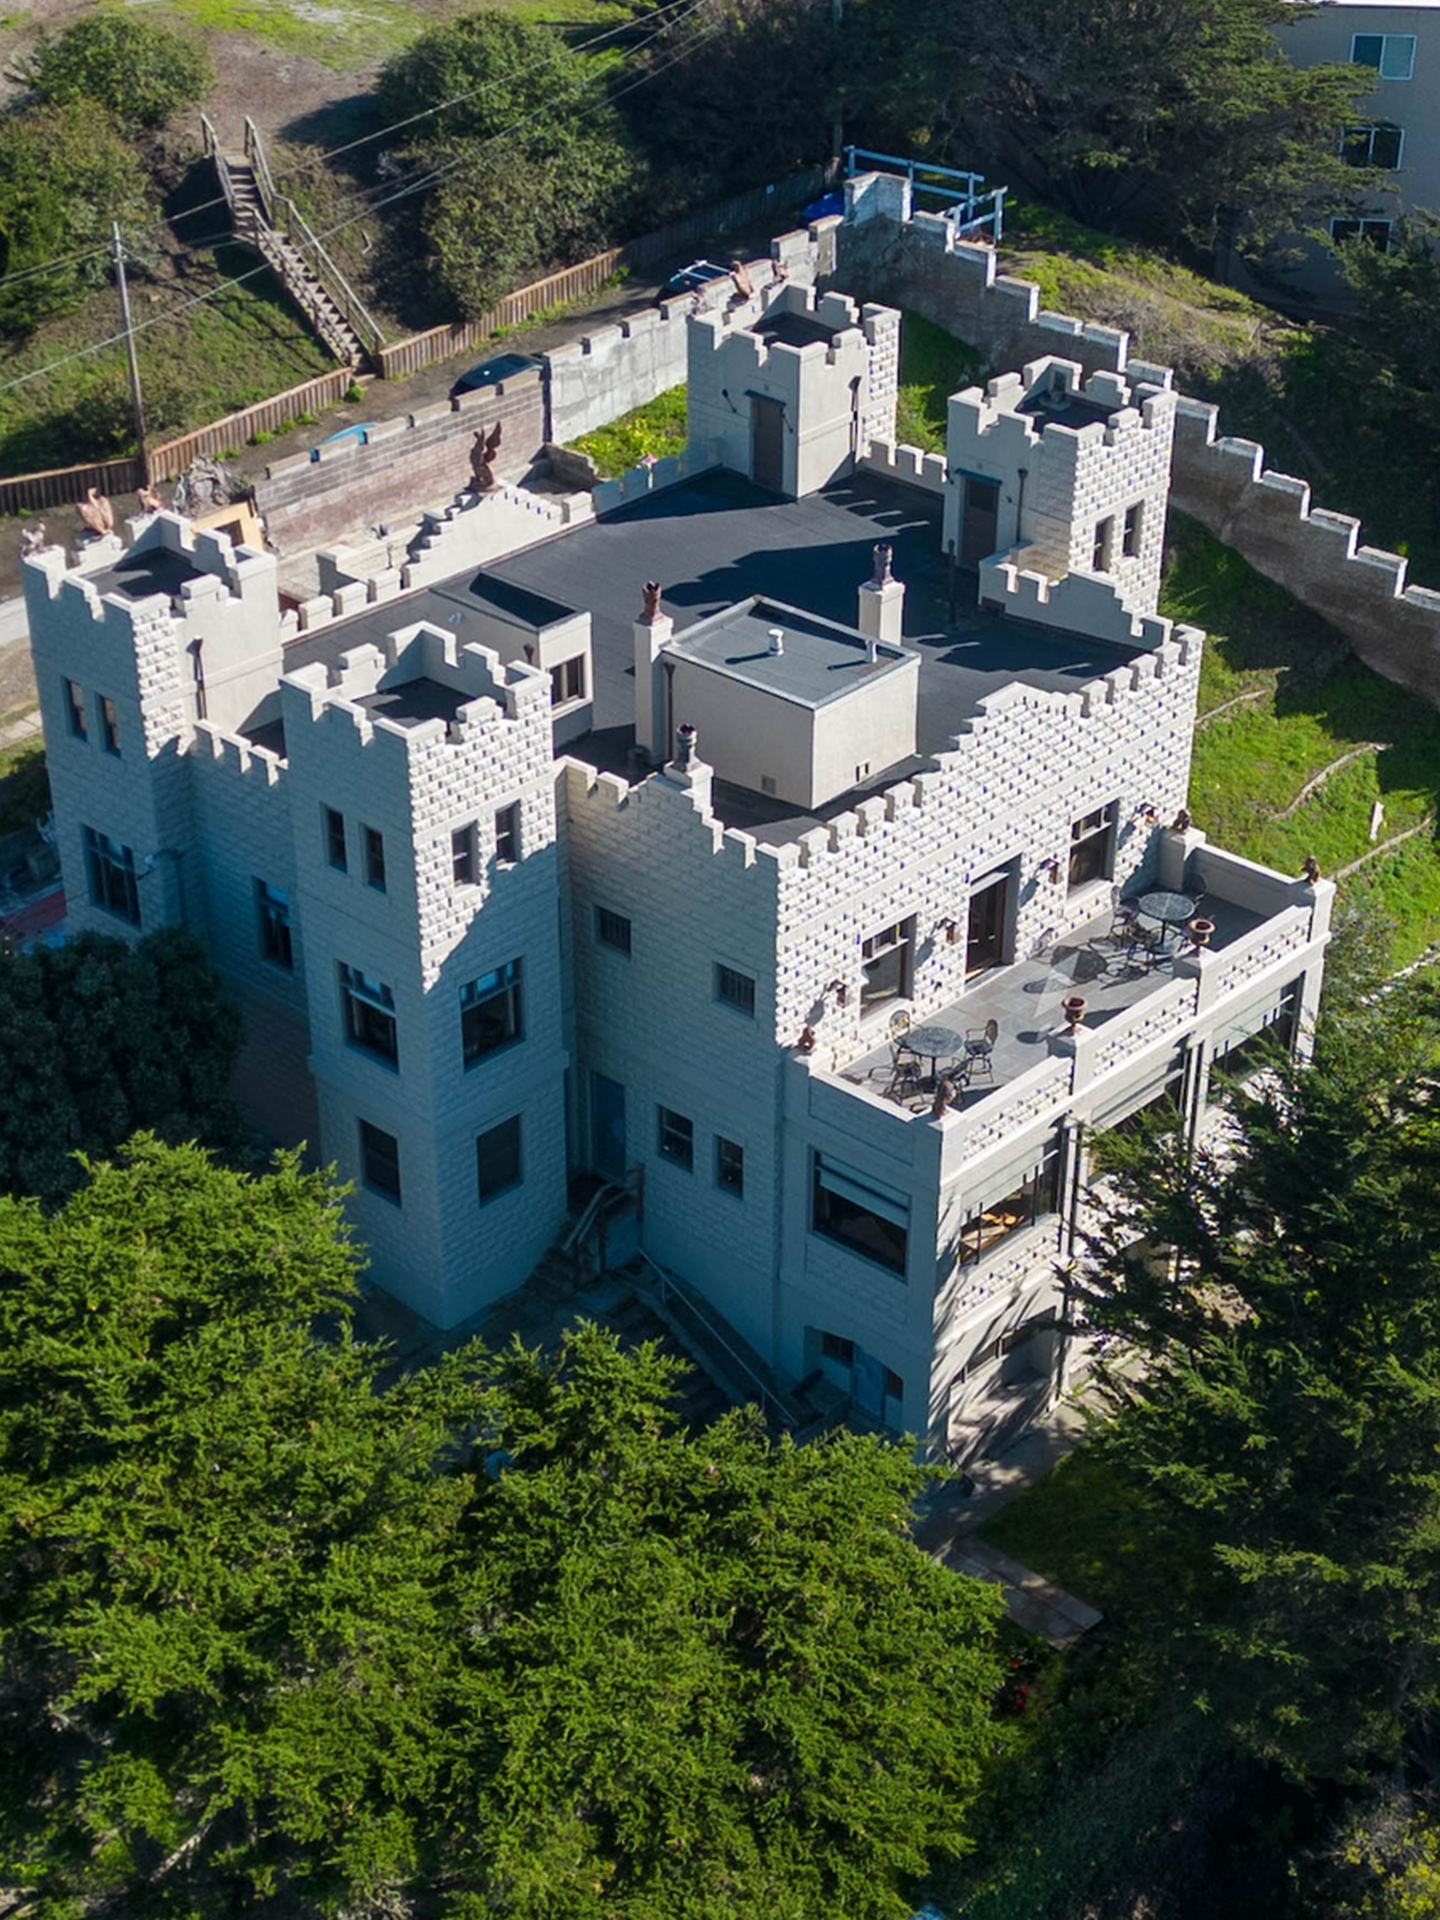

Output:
xmin=0 ymin=456 xmax=147 ymax=518
xmin=376 ymin=165 xmax=827 ymax=383
xmin=2 ymin=164 xmax=828 ymax=513
xmin=148 ymin=368 xmax=361 ymax=480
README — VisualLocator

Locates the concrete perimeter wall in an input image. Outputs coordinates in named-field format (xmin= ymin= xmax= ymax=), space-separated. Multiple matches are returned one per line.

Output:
xmin=831 ymin=172 xmax=1440 ymax=707
xmin=253 ymin=372 xmax=545 ymax=555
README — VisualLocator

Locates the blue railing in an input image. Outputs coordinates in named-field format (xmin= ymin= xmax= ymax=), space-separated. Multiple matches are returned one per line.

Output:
xmin=842 ymin=146 xmax=1007 ymax=243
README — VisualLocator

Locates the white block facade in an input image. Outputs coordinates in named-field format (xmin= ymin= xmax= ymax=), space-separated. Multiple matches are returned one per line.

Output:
xmin=24 ymin=295 xmax=1330 ymax=1454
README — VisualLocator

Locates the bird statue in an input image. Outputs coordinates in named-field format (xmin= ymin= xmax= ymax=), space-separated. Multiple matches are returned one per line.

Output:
xmin=137 ymin=484 xmax=163 ymax=516
xmin=20 ymin=522 xmax=47 ymax=558
xmin=729 ymin=258 xmax=754 ymax=301
xmin=78 ymin=488 xmax=114 ymax=538
xmin=469 ymin=421 xmax=503 ymax=493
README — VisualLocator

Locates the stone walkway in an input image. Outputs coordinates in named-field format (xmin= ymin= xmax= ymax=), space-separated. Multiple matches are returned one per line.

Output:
xmin=944 ymin=1537 xmax=1103 ymax=1649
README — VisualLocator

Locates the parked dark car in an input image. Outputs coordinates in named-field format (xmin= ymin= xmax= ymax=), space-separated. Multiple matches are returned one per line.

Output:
xmin=657 ymin=260 xmax=732 ymax=305
xmin=449 ymin=352 xmax=541 ymax=398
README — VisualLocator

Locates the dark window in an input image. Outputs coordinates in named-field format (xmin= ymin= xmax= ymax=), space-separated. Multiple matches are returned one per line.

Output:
xmin=1122 ymin=502 xmax=1142 ymax=558
xmin=1352 ymin=30 xmax=1414 ymax=79
xmin=1342 ymin=121 xmax=1404 ymax=168
xmin=452 ymin=822 xmax=478 ymax=886
xmin=1331 ymin=217 xmax=1393 ymax=252
xmin=340 ymin=963 xmax=398 ymax=1066
xmin=715 ymin=963 xmax=756 ymax=1017
xmin=956 ymin=1145 xmax=1061 ymax=1268
xmin=1092 ymin=516 xmax=1114 ymax=572
xmin=495 ymin=803 xmax=520 ymax=865
xmin=884 ymin=1367 xmax=904 ymax=1400
xmin=812 ymin=1152 xmax=909 ymax=1276
xmin=65 ymin=678 xmax=87 ymax=739
xmin=99 ymin=696 xmax=121 ymax=755
xmin=822 ymin=1331 xmax=855 ymax=1365
xmin=82 ymin=826 xmax=140 ymax=925
xmin=256 ymin=880 xmax=293 ymax=969
xmin=460 ymin=959 xmax=523 ymax=1068
xmin=550 ymin=656 xmax=586 ymax=705
xmin=477 ymin=1115 xmax=523 ymax=1203
xmin=359 ymin=1119 xmax=401 ymax=1202
xmin=861 ymin=917 xmax=914 ymax=1010
xmin=363 ymin=826 xmax=386 ymax=892
xmin=1068 ymin=802 xmax=1116 ymax=890
xmin=658 ymin=1106 xmax=694 ymax=1170
xmin=324 ymin=806 xmax=347 ymax=872
xmin=963 ymin=1308 xmax=1058 ymax=1379
xmin=716 ymin=1135 xmax=744 ymax=1196
xmin=596 ymin=905 xmax=631 ymax=955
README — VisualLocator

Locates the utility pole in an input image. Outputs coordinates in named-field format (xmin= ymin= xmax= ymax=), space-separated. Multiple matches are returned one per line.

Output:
xmin=831 ymin=0 xmax=844 ymax=166
xmin=112 ymin=223 xmax=149 ymax=482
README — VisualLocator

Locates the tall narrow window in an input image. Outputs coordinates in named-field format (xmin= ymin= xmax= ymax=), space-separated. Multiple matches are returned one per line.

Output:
xmin=452 ymin=822 xmax=478 ymax=886
xmin=495 ymin=803 xmax=520 ymax=865
xmin=1121 ymin=502 xmax=1142 ymax=558
xmin=657 ymin=1107 xmax=694 ymax=1171
xmin=64 ymin=678 xmax=87 ymax=739
xmin=1092 ymin=517 xmax=1115 ymax=572
xmin=363 ymin=826 xmax=386 ymax=893
xmin=477 ymin=1116 xmax=523 ymax=1203
xmin=1068 ymin=802 xmax=1116 ymax=891
xmin=359 ymin=1120 xmax=401 ymax=1202
xmin=460 ymin=960 xmax=523 ymax=1068
xmin=324 ymin=806 xmax=347 ymax=873
xmin=716 ymin=1136 xmax=745 ymax=1197
xmin=256 ymin=880 xmax=293 ymax=970
xmin=861 ymin=918 xmax=914 ymax=1010
xmin=340 ymin=964 xmax=398 ymax=1066
xmin=82 ymin=826 xmax=140 ymax=926
xmin=550 ymin=656 xmax=586 ymax=706
xmin=99 ymin=696 xmax=121 ymax=756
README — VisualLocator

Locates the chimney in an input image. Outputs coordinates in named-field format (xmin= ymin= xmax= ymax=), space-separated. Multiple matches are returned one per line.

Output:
xmin=664 ymin=719 xmax=712 ymax=809
xmin=857 ymin=541 xmax=905 ymax=645
xmin=633 ymin=579 xmax=672 ymax=761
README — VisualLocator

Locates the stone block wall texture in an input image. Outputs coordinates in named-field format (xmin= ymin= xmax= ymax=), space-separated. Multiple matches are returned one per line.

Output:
xmin=254 ymin=375 xmax=545 ymax=557
xmin=832 ymin=172 xmax=1440 ymax=705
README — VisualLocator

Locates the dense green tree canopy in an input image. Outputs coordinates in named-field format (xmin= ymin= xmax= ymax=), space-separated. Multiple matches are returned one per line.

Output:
xmin=1 ymin=1138 xmax=1005 ymax=1917
xmin=0 ymin=105 xmax=154 ymax=335
xmin=0 ymin=928 xmax=243 ymax=1204
xmin=1075 ymin=984 xmax=1440 ymax=1780
xmin=376 ymin=14 xmax=638 ymax=316
xmin=29 ymin=15 xmax=214 ymax=132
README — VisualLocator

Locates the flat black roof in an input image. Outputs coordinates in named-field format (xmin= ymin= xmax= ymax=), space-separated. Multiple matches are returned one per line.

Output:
xmin=89 ymin=547 xmax=208 ymax=604
xmin=259 ymin=467 xmax=1150 ymax=841
xmin=753 ymin=308 xmax=843 ymax=350
xmin=1017 ymin=390 xmax=1121 ymax=433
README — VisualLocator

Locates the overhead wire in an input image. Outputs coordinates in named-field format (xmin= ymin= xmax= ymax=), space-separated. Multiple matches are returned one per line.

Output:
xmin=0 ymin=5 xmax=724 ymax=399
xmin=0 ymin=0 xmax=706 ymax=296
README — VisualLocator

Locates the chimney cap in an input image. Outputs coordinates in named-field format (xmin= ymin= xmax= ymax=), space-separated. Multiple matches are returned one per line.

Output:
xmin=768 ymin=626 xmax=785 ymax=655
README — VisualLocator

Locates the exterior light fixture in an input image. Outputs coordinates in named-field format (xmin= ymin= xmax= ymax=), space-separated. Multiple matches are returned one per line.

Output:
xmin=825 ymin=978 xmax=849 ymax=1007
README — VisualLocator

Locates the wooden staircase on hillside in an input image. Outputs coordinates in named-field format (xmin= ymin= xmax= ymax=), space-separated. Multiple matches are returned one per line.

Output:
xmin=201 ymin=114 xmax=383 ymax=370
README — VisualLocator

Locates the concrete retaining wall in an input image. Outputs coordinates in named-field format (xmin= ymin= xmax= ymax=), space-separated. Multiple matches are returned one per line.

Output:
xmin=253 ymin=372 xmax=545 ymax=555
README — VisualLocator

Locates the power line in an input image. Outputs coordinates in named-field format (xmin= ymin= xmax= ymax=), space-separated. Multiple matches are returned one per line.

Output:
xmin=0 ymin=0 xmax=705 ymax=300
xmin=0 ymin=9 xmax=724 ymax=401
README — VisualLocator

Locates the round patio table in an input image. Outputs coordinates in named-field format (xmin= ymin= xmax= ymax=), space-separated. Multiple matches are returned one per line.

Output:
xmin=1135 ymin=890 xmax=1198 ymax=931
xmin=902 ymin=1023 xmax=964 ymax=1087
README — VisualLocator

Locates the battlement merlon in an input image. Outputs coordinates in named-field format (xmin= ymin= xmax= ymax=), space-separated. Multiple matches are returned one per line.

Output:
xmin=278 ymin=623 xmax=551 ymax=745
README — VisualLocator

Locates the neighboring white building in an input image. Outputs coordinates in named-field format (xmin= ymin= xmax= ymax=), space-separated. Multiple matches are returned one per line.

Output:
xmin=25 ymin=278 xmax=1331 ymax=1456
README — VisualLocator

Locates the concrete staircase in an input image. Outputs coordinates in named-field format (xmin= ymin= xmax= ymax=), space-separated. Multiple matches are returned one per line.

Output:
xmin=202 ymin=113 xmax=379 ymax=369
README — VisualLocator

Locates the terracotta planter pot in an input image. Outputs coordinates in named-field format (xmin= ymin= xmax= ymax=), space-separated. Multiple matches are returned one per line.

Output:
xmin=1189 ymin=918 xmax=1215 ymax=948
xmin=1062 ymin=995 xmax=1087 ymax=1031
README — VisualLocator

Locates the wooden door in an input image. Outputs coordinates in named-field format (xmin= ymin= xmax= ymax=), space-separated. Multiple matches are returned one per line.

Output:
xmin=966 ymin=871 xmax=1009 ymax=975
xmin=959 ymin=474 xmax=1000 ymax=567
xmin=751 ymin=396 xmax=786 ymax=493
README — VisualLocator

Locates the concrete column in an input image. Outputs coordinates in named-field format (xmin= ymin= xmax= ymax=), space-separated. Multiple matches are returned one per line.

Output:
xmin=633 ymin=586 xmax=672 ymax=762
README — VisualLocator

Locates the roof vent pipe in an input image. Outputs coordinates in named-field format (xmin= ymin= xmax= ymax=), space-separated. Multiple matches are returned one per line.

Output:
xmin=866 ymin=635 xmax=880 ymax=664
xmin=675 ymin=722 xmax=698 ymax=771
xmin=768 ymin=626 xmax=785 ymax=656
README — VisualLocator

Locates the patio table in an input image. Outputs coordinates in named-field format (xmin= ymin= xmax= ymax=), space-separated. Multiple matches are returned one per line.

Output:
xmin=902 ymin=1023 xmax=965 ymax=1087
xmin=1134 ymin=889 xmax=1199 ymax=968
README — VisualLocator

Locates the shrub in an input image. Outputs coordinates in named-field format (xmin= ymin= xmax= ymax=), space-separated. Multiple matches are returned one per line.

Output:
xmin=29 ymin=15 xmax=214 ymax=131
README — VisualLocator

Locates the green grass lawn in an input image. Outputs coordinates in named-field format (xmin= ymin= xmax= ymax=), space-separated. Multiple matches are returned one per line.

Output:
xmin=0 ymin=246 xmax=336 ymax=473
xmin=155 ymin=0 xmax=631 ymax=70
xmin=895 ymin=310 xmax=988 ymax=452
xmin=0 ymin=739 xmax=49 ymax=838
